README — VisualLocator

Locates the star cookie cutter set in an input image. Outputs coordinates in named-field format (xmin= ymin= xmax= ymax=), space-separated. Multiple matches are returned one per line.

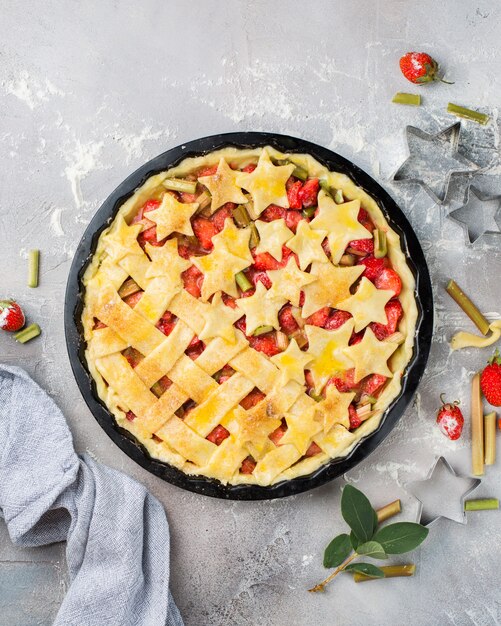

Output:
xmin=406 ymin=456 xmax=481 ymax=526
xmin=392 ymin=121 xmax=501 ymax=246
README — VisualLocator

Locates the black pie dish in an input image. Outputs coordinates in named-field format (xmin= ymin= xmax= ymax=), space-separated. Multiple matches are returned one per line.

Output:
xmin=65 ymin=132 xmax=433 ymax=500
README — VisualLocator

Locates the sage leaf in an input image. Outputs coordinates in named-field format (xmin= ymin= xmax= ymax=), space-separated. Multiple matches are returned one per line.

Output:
xmin=323 ymin=533 xmax=352 ymax=568
xmin=373 ymin=522 xmax=429 ymax=554
xmin=341 ymin=484 xmax=377 ymax=543
xmin=356 ymin=541 xmax=388 ymax=560
xmin=345 ymin=562 xmax=384 ymax=578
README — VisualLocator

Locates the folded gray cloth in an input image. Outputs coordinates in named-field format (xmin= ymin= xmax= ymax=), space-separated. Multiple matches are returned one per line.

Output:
xmin=0 ymin=364 xmax=183 ymax=626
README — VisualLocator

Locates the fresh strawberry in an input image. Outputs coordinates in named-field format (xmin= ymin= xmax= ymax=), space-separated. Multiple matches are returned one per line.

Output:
xmin=192 ymin=216 xmax=218 ymax=250
xmin=284 ymin=210 xmax=304 ymax=233
xmin=156 ymin=311 xmax=177 ymax=336
xmin=399 ymin=52 xmax=452 ymax=85
xmin=362 ymin=374 xmax=387 ymax=396
xmin=188 ymin=334 xmax=203 ymax=349
xmin=269 ymin=422 xmax=287 ymax=445
xmin=287 ymin=179 xmax=303 ymax=209
xmin=240 ymin=388 xmax=266 ymax=409
xmin=327 ymin=369 xmax=358 ymax=393
xmin=279 ymin=305 xmax=299 ymax=335
xmin=298 ymin=178 xmax=319 ymax=207
xmin=138 ymin=226 xmax=164 ymax=248
xmin=358 ymin=255 xmax=389 ymax=282
xmin=182 ymin=265 xmax=204 ymax=298
xmin=248 ymin=333 xmax=281 ymax=356
xmin=222 ymin=294 xmax=237 ymax=308
xmin=304 ymin=442 xmax=322 ymax=457
xmin=261 ymin=204 xmax=287 ymax=222
xmin=241 ymin=163 xmax=257 ymax=173
xmin=436 ymin=396 xmax=464 ymax=440
xmin=348 ymin=238 xmax=374 ymax=254
xmin=324 ymin=310 xmax=352 ymax=330
xmin=247 ymin=266 xmax=272 ymax=289
xmin=348 ymin=404 xmax=362 ymax=430
xmin=240 ymin=456 xmax=257 ymax=473
xmin=306 ymin=307 xmax=330 ymax=328
xmin=357 ymin=208 xmax=374 ymax=232
xmin=253 ymin=246 xmax=291 ymax=270
xmin=375 ymin=268 xmax=402 ymax=297
xmin=211 ymin=204 xmax=235 ymax=230
xmin=206 ymin=424 xmax=230 ymax=446
xmin=370 ymin=300 xmax=403 ymax=340
xmin=0 ymin=300 xmax=25 ymax=331
xmin=480 ymin=350 xmax=501 ymax=407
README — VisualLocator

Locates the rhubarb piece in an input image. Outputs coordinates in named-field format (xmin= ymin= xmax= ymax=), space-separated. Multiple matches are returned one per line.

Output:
xmin=471 ymin=372 xmax=484 ymax=476
xmin=292 ymin=165 xmax=308 ymax=181
xmin=233 ymin=204 xmax=251 ymax=227
xmin=163 ymin=178 xmax=198 ymax=194
xmin=373 ymin=229 xmax=387 ymax=259
xmin=354 ymin=564 xmax=415 ymax=583
xmin=319 ymin=179 xmax=331 ymax=194
xmin=28 ymin=249 xmax=40 ymax=288
xmin=447 ymin=103 xmax=490 ymax=125
xmin=376 ymin=499 xmax=401 ymax=523
xmin=118 ymin=277 xmax=141 ymax=298
xmin=235 ymin=271 xmax=253 ymax=292
xmin=253 ymin=325 xmax=274 ymax=336
xmin=339 ymin=254 xmax=356 ymax=266
xmin=392 ymin=92 xmax=421 ymax=106
xmin=302 ymin=206 xmax=316 ymax=218
xmin=484 ymin=411 xmax=496 ymax=465
xmin=14 ymin=323 xmax=41 ymax=343
xmin=249 ymin=222 xmax=260 ymax=248
xmin=334 ymin=189 xmax=344 ymax=204
xmin=197 ymin=190 xmax=212 ymax=210
xmin=464 ymin=498 xmax=499 ymax=511
xmin=291 ymin=330 xmax=308 ymax=349
xmin=275 ymin=330 xmax=289 ymax=351
xmin=446 ymin=279 xmax=490 ymax=335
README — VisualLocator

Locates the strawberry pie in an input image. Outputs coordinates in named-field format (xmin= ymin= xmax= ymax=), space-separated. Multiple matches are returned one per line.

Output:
xmin=82 ymin=146 xmax=417 ymax=486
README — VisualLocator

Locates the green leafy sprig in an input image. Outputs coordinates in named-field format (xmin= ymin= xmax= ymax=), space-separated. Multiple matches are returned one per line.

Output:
xmin=309 ymin=485 xmax=428 ymax=592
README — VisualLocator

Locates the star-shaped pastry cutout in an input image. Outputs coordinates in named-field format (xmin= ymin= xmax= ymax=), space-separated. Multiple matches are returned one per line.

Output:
xmin=306 ymin=321 xmax=355 ymax=394
xmin=301 ymin=262 xmax=364 ymax=319
xmin=280 ymin=408 xmax=323 ymax=455
xmin=267 ymin=257 xmax=316 ymax=307
xmin=286 ymin=220 xmax=328 ymax=270
xmin=145 ymin=239 xmax=191 ymax=283
xmin=198 ymin=291 xmax=244 ymax=344
xmin=198 ymin=157 xmax=248 ymax=213
xmin=406 ymin=456 xmax=481 ymax=526
xmin=211 ymin=218 xmax=253 ymax=264
xmin=342 ymin=326 xmax=398 ymax=382
xmin=101 ymin=215 xmax=143 ymax=262
xmin=270 ymin=338 xmax=313 ymax=385
xmin=235 ymin=148 xmax=295 ymax=216
xmin=147 ymin=192 xmax=199 ymax=239
xmin=314 ymin=385 xmax=355 ymax=433
xmin=337 ymin=277 xmax=393 ymax=332
xmin=310 ymin=191 xmax=372 ymax=263
xmin=235 ymin=281 xmax=285 ymax=335
xmin=192 ymin=247 xmax=249 ymax=300
xmin=393 ymin=123 xmax=480 ymax=204
xmin=447 ymin=186 xmax=501 ymax=244
xmin=254 ymin=218 xmax=293 ymax=261
xmin=227 ymin=404 xmax=281 ymax=455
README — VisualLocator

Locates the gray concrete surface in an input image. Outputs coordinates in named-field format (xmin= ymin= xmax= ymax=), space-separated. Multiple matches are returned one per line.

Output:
xmin=2 ymin=1 xmax=501 ymax=624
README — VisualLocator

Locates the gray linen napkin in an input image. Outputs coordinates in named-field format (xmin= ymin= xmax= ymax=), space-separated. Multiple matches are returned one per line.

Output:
xmin=0 ymin=364 xmax=184 ymax=626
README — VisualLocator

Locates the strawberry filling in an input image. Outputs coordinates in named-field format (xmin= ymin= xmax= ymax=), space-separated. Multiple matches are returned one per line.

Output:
xmin=240 ymin=388 xmax=266 ymax=409
xmin=182 ymin=265 xmax=204 ymax=298
xmin=370 ymin=300 xmax=403 ymax=340
xmin=240 ymin=456 xmax=257 ymax=473
xmin=206 ymin=424 xmax=230 ymax=446
xmin=375 ymin=268 xmax=402 ymax=297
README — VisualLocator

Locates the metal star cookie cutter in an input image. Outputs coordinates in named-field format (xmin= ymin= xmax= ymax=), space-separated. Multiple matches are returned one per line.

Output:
xmin=392 ymin=122 xmax=481 ymax=204
xmin=447 ymin=185 xmax=501 ymax=245
xmin=405 ymin=456 xmax=481 ymax=526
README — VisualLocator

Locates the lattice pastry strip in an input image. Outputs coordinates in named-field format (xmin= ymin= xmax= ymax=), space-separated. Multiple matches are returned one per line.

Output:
xmin=155 ymin=415 xmax=217 ymax=467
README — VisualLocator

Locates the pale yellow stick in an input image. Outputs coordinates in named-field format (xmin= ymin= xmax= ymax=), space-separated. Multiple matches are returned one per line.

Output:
xmin=484 ymin=411 xmax=497 ymax=466
xmin=471 ymin=373 xmax=484 ymax=476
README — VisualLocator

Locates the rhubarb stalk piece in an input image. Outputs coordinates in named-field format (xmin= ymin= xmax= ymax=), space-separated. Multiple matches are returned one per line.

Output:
xmin=446 ymin=279 xmax=490 ymax=336
xmin=354 ymin=564 xmax=415 ymax=583
xmin=471 ymin=373 xmax=484 ymax=476
xmin=484 ymin=411 xmax=496 ymax=465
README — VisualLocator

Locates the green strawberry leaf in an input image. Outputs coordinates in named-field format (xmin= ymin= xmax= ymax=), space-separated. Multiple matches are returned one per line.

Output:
xmin=344 ymin=563 xmax=384 ymax=578
xmin=355 ymin=541 xmax=388 ymax=560
xmin=341 ymin=484 xmax=377 ymax=543
xmin=323 ymin=533 xmax=352 ymax=568
xmin=373 ymin=522 xmax=429 ymax=555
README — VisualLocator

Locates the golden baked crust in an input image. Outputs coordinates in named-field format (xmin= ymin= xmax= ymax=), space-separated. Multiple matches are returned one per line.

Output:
xmin=81 ymin=146 xmax=418 ymax=486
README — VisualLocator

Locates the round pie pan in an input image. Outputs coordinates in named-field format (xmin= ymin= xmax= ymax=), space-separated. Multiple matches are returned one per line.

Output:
xmin=65 ymin=132 xmax=433 ymax=500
